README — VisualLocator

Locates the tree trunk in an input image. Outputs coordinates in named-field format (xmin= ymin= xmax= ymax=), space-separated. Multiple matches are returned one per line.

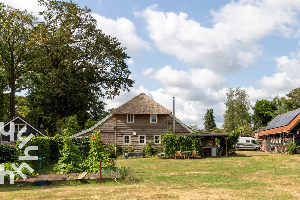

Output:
xmin=10 ymin=68 xmax=15 ymax=118
xmin=56 ymin=113 xmax=62 ymax=134
xmin=0 ymin=86 xmax=3 ymax=121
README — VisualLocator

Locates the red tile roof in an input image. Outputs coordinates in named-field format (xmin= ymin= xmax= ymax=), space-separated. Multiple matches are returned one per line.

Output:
xmin=259 ymin=112 xmax=300 ymax=136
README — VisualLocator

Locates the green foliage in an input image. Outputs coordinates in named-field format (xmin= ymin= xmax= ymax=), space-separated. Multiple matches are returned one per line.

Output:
xmin=286 ymin=88 xmax=300 ymax=110
xmin=3 ymin=162 xmax=35 ymax=182
xmin=143 ymin=141 xmax=155 ymax=156
xmin=0 ymin=2 xmax=37 ymax=118
xmin=0 ymin=144 xmax=18 ymax=163
xmin=161 ymin=132 xmax=202 ymax=157
xmin=16 ymin=136 xmax=51 ymax=172
xmin=272 ymin=96 xmax=293 ymax=118
xmin=104 ymin=143 xmax=123 ymax=158
xmin=60 ymin=115 xmax=82 ymax=137
xmin=84 ymin=118 xmax=100 ymax=130
xmin=286 ymin=141 xmax=297 ymax=155
xmin=54 ymin=137 xmax=83 ymax=174
xmin=81 ymin=131 xmax=115 ymax=172
xmin=203 ymin=108 xmax=216 ymax=131
xmin=223 ymin=88 xmax=252 ymax=134
xmin=26 ymin=0 xmax=133 ymax=134
xmin=253 ymin=99 xmax=277 ymax=129
xmin=220 ymin=129 xmax=240 ymax=155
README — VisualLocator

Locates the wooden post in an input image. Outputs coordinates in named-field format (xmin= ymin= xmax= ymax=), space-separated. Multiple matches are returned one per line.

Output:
xmin=225 ymin=137 xmax=228 ymax=158
xmin=173 ymin=97 xmax=175 ymax=133
xmin=99 ymin=158 xmax=102 ymax=183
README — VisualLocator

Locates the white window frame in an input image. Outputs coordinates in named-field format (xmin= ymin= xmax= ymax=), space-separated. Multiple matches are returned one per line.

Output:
xmin=14 ymin=124 xmax=26 ymax=132
xmin=123 ymin=135 xmax=131 ymax=144
xmin=139 ymin=135 xmax=146 ymax=144
xmin=150 ymin=114 xmax=157 ymax=123
xmin=127 ymin=114 xmax=134 ymax=123
xmin=154 ymin=135 xmax=161 ymax=144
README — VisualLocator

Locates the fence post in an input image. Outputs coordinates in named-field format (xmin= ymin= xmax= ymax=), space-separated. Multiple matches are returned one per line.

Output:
xmin=99 ymin=158 xmax=102 ymax=183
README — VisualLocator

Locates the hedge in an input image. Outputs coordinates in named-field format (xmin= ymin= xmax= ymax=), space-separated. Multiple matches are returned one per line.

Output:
xmin=162 ymin=133 xmax=203 ymax=157
xmin=16 ymin=135 xmax=91 ymax=172
xmin=0 ymin=144 xmax=18 ymax=164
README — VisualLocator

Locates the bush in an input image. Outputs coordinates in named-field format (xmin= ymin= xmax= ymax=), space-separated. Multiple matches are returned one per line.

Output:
xmin=104 ymin=143 xmax=123 ymax=158
xmin=81 ymin=130 xmax=115 ymax=172
xmin=142 ymin=141 xmax=154 ymax=156
xmin=287 ymin=141 xmax=297 ymax=155
xmin=54 ymin=137 xmax=83 ymax=174
xmin=16 ymin=136 xmax=51 ymax=172
xmin=0 ymin=144 xmax=18 ymax=164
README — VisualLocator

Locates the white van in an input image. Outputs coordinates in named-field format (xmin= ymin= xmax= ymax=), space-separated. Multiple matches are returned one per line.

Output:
xmin=236 ymin=137 xmax=260 ymax=151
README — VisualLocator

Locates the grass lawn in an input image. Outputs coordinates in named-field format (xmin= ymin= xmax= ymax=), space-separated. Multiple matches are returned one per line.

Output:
xmin=1 ymin=151 xmax=300 ymax=199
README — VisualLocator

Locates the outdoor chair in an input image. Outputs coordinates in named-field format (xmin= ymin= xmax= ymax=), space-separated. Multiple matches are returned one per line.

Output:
xmin=175 ymin=151 xmax=182 ymax=159
xmin=192 ymin=150 xmax=201 ymax=159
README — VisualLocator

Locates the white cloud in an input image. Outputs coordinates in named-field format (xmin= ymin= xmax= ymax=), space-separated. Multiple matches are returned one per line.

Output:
xmin=258 ymin=72 xmax=300 ymax=93
xmin=142 ymin=68 xmax=154 ymax=76
xmin=148 ymin=65 xmax=227 ymax=90
xmin=1 ymin=0 xmax=45 ymax=19
xmin=136 ymin=1 xmax=300 ymax=73
xmin=127 ymin=58 xmax=135 ymax=66
xmin=275 ymin=51 xmax=300 ymax=77
xmin=92 ymin=14 xmax=149 ymax=55
xmin=257 ymin=49 xmax=300 ymax=95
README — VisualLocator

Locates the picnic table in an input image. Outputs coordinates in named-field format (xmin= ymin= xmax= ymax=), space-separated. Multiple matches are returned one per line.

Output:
xmin=181 ymin=151 xmax=191 ymax=159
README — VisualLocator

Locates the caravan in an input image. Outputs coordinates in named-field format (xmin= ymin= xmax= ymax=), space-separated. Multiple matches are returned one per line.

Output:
xmin=236 ymin=137 xmax=260 ymax=151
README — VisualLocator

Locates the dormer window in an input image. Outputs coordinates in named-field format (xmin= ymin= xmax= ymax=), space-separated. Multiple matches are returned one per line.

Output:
xmin=150 ymin=114 xmax=157 ymax=123
xmin=127 ymin=114 xmax=134 ymax=123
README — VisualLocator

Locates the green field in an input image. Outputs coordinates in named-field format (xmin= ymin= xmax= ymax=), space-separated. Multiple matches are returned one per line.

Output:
xmin=1 ymin=151 xmax=300 ymax=199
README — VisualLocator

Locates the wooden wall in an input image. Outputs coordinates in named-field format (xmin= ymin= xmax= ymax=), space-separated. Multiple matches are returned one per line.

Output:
xmin=81 ymin=114 xmax=190 ymax=151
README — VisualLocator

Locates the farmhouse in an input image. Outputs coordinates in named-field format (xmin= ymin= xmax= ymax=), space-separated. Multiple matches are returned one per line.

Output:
xmin=259 ymin=108 xmax=300 ymax=152
xmin=0 ymin=115 xmax=46 ymax=144
xmin=71 ymin=93 xmax=191 ymax=150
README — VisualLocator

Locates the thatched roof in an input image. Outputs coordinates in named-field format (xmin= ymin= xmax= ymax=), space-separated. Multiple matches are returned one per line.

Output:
xmin=111 ymin=93 xmax=172 ymax=114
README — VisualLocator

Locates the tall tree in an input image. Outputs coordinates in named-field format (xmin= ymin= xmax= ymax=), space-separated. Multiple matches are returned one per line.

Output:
xmin=223 ymin=88 xmax=252 ymax=134
xmin=0 ymin=3 xmax=36 ymax=118
xmin=0 ymin=69 xmax=9 ymax=122
xmin=286 ymin=88 xmax=300 ymax=110
xmin=271 ymin=96 xmax=293 ymax=118
xmin=27 ymin=0 xmax=134 ymax=134
xmin=203 ymin=108 xmax=216 ymax=131
xmin=252 ymin=99 xmax=276 ymax=129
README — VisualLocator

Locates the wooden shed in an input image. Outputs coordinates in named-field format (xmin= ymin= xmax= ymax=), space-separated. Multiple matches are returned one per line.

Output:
xmin=259 ymin=108 xmax=300 ymax=152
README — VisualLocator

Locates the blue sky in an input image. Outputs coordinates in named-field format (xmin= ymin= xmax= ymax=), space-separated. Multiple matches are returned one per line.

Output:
xmin=5 ymin=0 xmax=300 ymax=129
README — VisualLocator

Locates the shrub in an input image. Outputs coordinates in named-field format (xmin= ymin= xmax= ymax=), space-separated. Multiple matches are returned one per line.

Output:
xmin=81 ymin=130 xmax=115 ymax=172
xmin=0 ymin=144 xmax=18 ymax=164
xmin=287 ymin=141 xmax=297 ymax=155
xmin=104 ymin=143 xmax=123 ymax=158
xmin=16 ymin=136 xmax=51 ymax=171
xmin=54 ymin=137 xmax=83 ymax=174
xmin=142 ymin=141 xmax=154 ymax=156
xmin=3 ymin=162 xmax=35 ymax=182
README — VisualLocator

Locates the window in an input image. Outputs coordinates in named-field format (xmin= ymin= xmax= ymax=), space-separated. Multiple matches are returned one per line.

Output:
xmin=246 ymin=140 xmax=250 ymax=143
xmin=15 ymin=124 xmax=26 ymax=132
xmin=123 ymin=135 xmax=131 ymax=144
xmin=150 ymin=114 xmax=157 ymax=123
xmin=154 ymin=135 xmax=161 ymax=144
xmin=127 ymin=114 xmax=134 ymax=123
xmin=139 ymin=135 xmax=146 ymax=144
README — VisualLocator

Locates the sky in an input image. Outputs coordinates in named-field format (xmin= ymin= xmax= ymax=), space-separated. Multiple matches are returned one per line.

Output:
xmin=4 ymin=0 xmax=300 ymax=129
